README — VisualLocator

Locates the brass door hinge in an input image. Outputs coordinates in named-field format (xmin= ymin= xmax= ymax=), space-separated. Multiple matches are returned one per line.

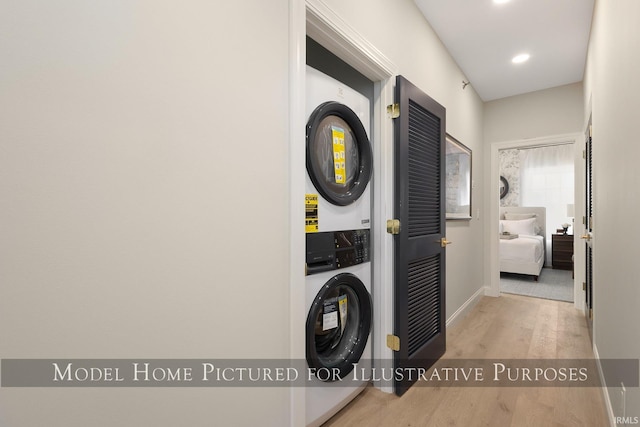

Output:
xmin=387 ymin=334 xmax=400 ymax=351
xmin=387 ymin=103 xmax=400 ymax=119
xmin=387 ymin=219 xmax=401 ymax=235
xmin=583 ymin=149 xmax=586 ymax=159
xmin=589 ymin=308 xmax=593 ymax=319
xmin=583 ymin=282 xmax=586 ymax=291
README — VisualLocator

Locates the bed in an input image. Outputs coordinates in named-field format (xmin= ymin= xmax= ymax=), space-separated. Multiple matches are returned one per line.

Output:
xmin=499 ymin=206 xmax=546 ymax=281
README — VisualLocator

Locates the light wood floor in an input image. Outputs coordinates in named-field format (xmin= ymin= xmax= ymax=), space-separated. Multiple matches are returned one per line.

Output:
xmin=324 ymin=293 xmax=609 ymax=427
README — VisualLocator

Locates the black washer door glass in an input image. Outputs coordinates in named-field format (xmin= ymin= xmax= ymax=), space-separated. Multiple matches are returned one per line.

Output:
xmin=306 ymin=101 xmax=372 ymax=206
xmin=306 ymin=273 xmax=372 ymax=381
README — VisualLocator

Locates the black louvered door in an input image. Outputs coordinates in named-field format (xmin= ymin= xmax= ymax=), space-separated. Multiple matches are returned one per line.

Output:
xmin=584 ymin=120 xmax=594 ymax=338
xmin=393 ymin=76 xmax=446 ymax=396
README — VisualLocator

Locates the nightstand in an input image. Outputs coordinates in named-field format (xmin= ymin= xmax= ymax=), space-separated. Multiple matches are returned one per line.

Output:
xmin=552 ymin=234 xmax=574 ymax=270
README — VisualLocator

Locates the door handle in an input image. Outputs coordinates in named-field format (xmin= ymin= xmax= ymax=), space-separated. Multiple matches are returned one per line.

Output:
xmin=440 ymin=237 xmax=452 ymax=248
xmin=580 ymin=234 xmax=592 ymax=241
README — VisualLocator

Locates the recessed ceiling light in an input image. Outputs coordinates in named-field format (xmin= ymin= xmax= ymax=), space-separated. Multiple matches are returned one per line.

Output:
xmin=512 ymin=53 xmax=530 ymax=64
xmin=493 ymin=0 xmax=511 ymax=4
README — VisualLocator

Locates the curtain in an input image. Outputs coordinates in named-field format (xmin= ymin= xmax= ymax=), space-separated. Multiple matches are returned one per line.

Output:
xmin=520 ymin=144 xmax=574 ymax=265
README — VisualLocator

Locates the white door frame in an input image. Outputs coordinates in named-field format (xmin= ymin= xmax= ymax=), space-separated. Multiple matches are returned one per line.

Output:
xmin=289 ymin=1 xmax=306 ymax=424
xmin=289 ymin=2 xmax=399 ymax=422
xmin=486 ymin=133 xmax=585 ymax=310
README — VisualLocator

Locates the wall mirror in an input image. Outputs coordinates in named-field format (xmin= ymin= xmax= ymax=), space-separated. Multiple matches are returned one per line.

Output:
xmin=499 ymin=176 xmax=509 ymax=199
xmin=445 ymin=134 xmax=472 ymax=220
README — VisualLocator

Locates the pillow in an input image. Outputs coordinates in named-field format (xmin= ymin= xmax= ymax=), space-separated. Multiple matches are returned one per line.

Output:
xmin=504 ymin=212 xmax=536 ymax=220
xmin=534 ymin=223 xmax=542 ymax=235
xmin=500 ymin=218 xmax=537 ymax=236
xmin=504 ymin=213 xmax=542 ymax=234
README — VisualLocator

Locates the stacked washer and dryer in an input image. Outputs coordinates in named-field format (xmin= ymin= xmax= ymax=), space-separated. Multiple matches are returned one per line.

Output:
xmin=304 ymin=66 xmax=374 ymax=427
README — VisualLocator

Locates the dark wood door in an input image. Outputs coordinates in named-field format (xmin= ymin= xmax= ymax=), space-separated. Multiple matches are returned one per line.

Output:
xmin=584 ymin=120 xmax=594 ymax=338
xmin=392 ymin=76 xmax=446 ymax=396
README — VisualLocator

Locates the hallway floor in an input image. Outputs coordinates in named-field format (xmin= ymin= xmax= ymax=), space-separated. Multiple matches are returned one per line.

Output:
xmin=323 ymin=294 xmax=608 ymax=427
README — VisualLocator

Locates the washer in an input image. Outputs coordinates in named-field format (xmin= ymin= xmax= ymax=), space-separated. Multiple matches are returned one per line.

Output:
xmin=305 ymin=231 xmax=372 ymax=427
xmin=305 ymin=66 xmax=373 ymax=427
xmin=305 ymin=66 xmax=372 ymax=233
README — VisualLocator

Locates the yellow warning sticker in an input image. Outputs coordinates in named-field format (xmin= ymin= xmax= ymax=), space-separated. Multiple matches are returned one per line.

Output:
xmin=305 ymin=194 xmax=319 ymax=233
xmin=338 ymin=295 xmax=348 ymax=334
xmin=331 ymin=126 xmax=346 ymax=184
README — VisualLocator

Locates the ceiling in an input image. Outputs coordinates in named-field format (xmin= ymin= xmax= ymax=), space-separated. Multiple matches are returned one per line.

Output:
xmin=414 ymin=0 xmax=595 ymax=102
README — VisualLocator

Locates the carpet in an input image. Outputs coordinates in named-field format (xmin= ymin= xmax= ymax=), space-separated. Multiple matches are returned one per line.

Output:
xmin=500 ymin=267 xmax=574 ymax=302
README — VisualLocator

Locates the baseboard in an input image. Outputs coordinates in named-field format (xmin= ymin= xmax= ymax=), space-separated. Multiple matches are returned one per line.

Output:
xmin=484 ymin=285 xmax=501 ymax=298
xmin=594 ymin=344 xmax=616 ymax=427
xmin=446 ymin=286 xmax=485 ymax=328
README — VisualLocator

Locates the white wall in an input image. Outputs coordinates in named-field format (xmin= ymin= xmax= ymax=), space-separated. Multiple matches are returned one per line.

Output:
xmin=0 ymin=1 xmax=291 ymax=426
xmin=322 ymin=0 xmax=486 ymax=323
xmin=484 ymin=82 xmax=584 ymax=143
xmin=583 ymin=0 xmax=640 ymax=422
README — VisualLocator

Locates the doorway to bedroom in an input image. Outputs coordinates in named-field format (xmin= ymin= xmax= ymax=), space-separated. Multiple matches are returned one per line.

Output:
xmin=498 ymin=143 xmax=575 ymax=303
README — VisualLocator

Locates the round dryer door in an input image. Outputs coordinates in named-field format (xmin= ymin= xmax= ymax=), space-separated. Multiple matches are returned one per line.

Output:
xmin=306 ymin=272 xmax=372 ymax=381
xmin=306 ymin=101 xmax=373 ymax=206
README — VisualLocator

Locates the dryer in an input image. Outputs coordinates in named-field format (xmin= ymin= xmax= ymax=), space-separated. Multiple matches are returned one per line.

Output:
xmin=305 ymin=66 xmax=373 ymax=427
xmin=305 ymin=66 xmax=372 ymax=233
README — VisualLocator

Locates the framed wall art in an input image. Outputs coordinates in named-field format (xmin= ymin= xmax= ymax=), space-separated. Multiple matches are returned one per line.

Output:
xmin=445 ymin=134 xmax=472 ymax=220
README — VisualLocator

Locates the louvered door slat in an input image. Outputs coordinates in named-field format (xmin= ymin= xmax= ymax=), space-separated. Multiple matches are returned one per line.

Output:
xmin=407 ymin=255 xmax=441 ymax=356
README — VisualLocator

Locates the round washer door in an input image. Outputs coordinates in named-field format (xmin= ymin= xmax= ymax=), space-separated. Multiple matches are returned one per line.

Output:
xmin=306 ymin=101 xmax=373 ymax=206
xmin=306 ymin=272 xmax=372 ymax=381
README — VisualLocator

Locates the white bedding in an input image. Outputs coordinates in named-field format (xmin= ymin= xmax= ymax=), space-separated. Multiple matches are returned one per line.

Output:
xmin=499 ymin=235 xmax=544 ymax=264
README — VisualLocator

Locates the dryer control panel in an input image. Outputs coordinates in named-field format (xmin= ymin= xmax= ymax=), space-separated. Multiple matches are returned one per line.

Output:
xmin=306 ymin=229 xmax=370 ymax=275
